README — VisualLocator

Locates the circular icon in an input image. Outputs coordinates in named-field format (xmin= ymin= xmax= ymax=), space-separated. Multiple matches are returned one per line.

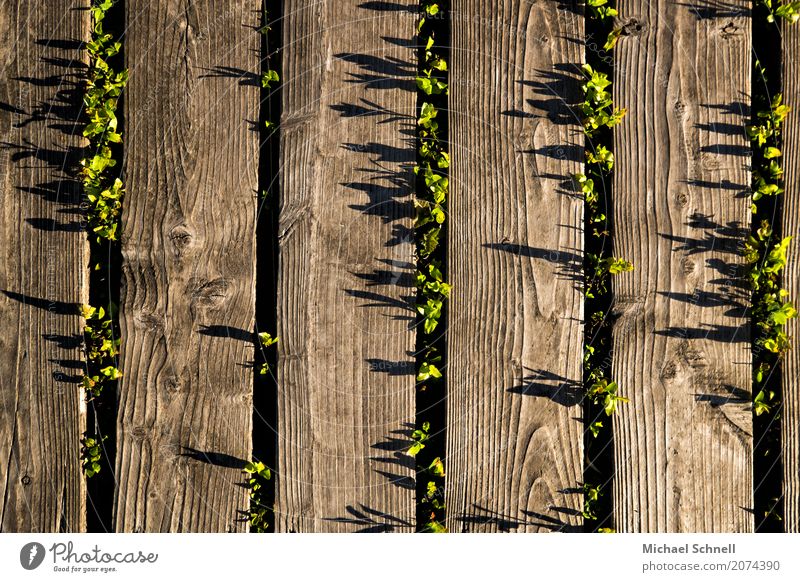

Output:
xmin=20 ymin=542 xmax=45 ymax=570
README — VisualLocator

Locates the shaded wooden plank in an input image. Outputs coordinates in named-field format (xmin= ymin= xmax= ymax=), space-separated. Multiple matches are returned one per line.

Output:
xmin=0 ymin=0 xmax=89 ymax=532
xmin=275 ymin=0 xmax=417 ymax=532
xmin=611 ymin=2 xmax=752 ymax=531
xmin=114 ymin=1 xmax=258 ymax=532
xmin=782 ymin=24 xmax=800 ymax=532
xmin=445 ymin=1 xmax=584 ymax=532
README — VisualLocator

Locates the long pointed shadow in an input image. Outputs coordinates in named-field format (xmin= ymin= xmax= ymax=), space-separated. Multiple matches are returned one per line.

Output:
xmin=677 ymin=0 xmax=748 ymax=20
xmin=506 ymin=368 xmax=583 ymax=407
xmin=455 ymin=504 xmax=581 ymax=533
xmin=484 ymin=242 xmax=582 ymax=290
xmin=335 ymin=53 xmax=416 ymax=91
xmin=180 ymin=447 xmax=248 ymax=470
xmin=323 ymin=504 xmax=413 ymax=532
xmin=510 ymin=64 xmax=582 ymax=130
xmin=2 ymin=290 xmax=80 ymax=315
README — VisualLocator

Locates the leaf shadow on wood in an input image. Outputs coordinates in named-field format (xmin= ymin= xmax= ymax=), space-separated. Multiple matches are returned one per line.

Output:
xmin=510 ymin=64 xmax=583 ymax=130
xmin=484 ymin=241 xmax=582 ymax=292
xmin=2 ymin=291 xmax=85 ymax=384
xmin=506 ymin=367 xmax=583 ymax=407
xmin=198 ymin=324 xmax=254 ymax=342
xmin=198 ymin=66 xmax=260 ymax=88
xmin=548 ymin=0 xmax=584 ymax=17
xmin=323 ymin=504 xmax=413 ymax=532
xmin=695 ymin=384 xmax=751 ymax=407
xmin=357 ymin=1 xmax=417 ymax=12
xmin=331 ymin=98 xmax=414 ymax=133
xmin=369 ymin=425 xmax=416 ymax=491
xmin=328 ymin=11 xmax=418 ymax=519
xmin=677 ymin=0 xmax=748 ymax=20
xmin=180 ymin=447 xmax=248 ymax=470
xmin=656 ymin=213 xmax=750 ymax=343
xmin=1 ymin=35 xmax=87 ymax=234
xmin=334 ymin=52 xmax=416 ymax=91
xmin=454 ymin=504 xmax=581 ymax=533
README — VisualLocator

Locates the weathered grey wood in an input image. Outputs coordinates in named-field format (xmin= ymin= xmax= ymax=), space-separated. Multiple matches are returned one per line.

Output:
xmin=445 ymin=1 xmax=584 ymax=532
xmin=782 ymin=25 xmax=800 ymax=532
xmin=611 ymin=1 xmax=753 ymax=531
xmin=0 ymin=0 xmax=89 ymax=532
xmin=275 ymin=0 xmax=417 ymax=532
xmin=114 ymin=1 xmax=258 ymax=532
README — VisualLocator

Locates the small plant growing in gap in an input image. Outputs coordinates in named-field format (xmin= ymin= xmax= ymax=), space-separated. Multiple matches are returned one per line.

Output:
xmin=80 ymin=435 xmax=106 ymax=478
xmin=243 ymin=461 xmax=272 ymax=532
xmin=257 ymin=332 xmax=278 ymax=375
xmin=80 ymin=304 xmax=122 ymax=399
xmin=758 ymin=0 xmax=800 ymax=23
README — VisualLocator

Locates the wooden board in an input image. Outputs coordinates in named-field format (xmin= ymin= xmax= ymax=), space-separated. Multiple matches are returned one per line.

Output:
xmin=114 ymin=1 xmax=258 ymax=532
xmin=611 ymin=1 xmax=753 ymax=531
xmin=445 ymin=0 xmax=584 ymax=532
xmin=782 ymin=24 xmax=800 ymax=533
xmin=0 ymin=0 xmax=89 ymax=532
xmin=275 ymin=0 xmax=417 ymax=532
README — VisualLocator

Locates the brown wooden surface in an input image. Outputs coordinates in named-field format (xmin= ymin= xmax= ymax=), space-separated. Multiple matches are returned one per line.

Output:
xmin=0 ymin=0 xmax=89 ymax=532
xmin=445 ymin=0 xmax=585 ymax=532
xmin=275 ymin=0 xmax=417 ymax=532
xmin=782 ymin=22 xmax=800 ymax=533
xmin=611 ymin=1 xmax=753 ymax=532
xmin=114 ymin=0 xmax=258 ymax=532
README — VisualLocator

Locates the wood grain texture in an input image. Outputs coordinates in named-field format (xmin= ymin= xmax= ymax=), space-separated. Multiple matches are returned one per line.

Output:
xmin=611 ymin=1 xmax=753 ymax=532
xmin=114 ymin=1 xmax=258 ymax=532
xmin=0 ymin=0 xmax=89 ymax=532
xmin=445 ymin=1 xmax=584 ymax=532
xmin=275 ymin=0 xmax=417 ymax=532
xmin=782 ymin=23 xmax=800 ymax=532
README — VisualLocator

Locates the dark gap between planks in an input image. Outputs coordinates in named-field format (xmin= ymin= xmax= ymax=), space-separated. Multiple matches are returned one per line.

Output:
xmin=415 ymin=1 xmax=450 ymax=531
xmin=86 ymin=0 xmax=125 ymax=533
xmin=583 ymin=3 xmax=615 ymax=533
xmin=253 ymin=0 xmax=283 ymax=533
xmin=752 ymin=4 xmax=785 ymax=533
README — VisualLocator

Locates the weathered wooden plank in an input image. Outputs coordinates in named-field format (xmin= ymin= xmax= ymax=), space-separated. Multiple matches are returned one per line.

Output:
xmin=445 ymin=1 xmax=584 ymax=532
xmin=114 ymin=1 xmax=258 ymax=532
xmin=611 ymin=1 xmax=753 ymax=531
xmin=782 ymin=24 xmax=800 ymax=532
xmin=275 ymin=0 xmax=417 ymax=532
xmin=0 ymin=0 xmax=89 ymax=532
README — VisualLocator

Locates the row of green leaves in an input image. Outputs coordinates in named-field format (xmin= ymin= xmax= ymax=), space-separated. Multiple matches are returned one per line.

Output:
xmin=79 ymin=0 xmax=127 ymax=478
xmin=576 ymin=16 xmax=632 ymax=440
xmin=411 ymin=0 xmax=449 ymax=534
xmin=745 ymin=84 xmax=797 ymax=418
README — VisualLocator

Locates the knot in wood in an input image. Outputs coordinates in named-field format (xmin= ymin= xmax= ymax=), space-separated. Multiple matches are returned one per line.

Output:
xmin=721 ymin=22 xmax=739 ymax=38
xmin=21 ymin=474 xmax=31 ymax=486
xmin=168 ymin=225 xmax=194 ymax=257
xmin=621 ymin=18 xmax=645 ymax=37
xmin=681 ymin=257 xmax=696 ymax=276
xmin=190 ymin=278 xmax=230 ymax=309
